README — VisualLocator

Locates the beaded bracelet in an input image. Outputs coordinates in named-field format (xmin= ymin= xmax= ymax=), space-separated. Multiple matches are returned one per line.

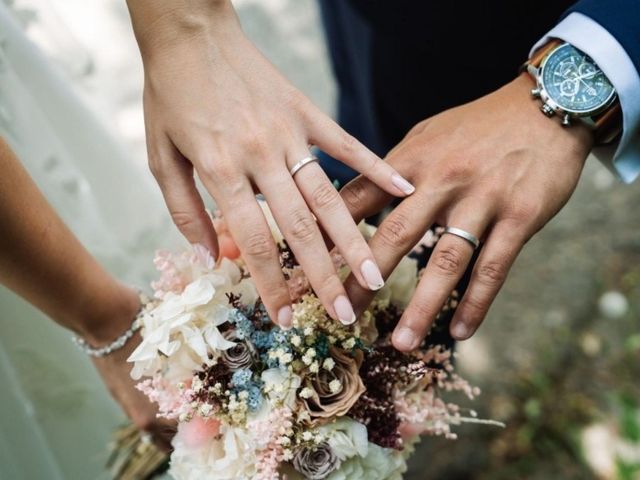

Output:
xmin=71 ymin=292 xmax=151 ymax=358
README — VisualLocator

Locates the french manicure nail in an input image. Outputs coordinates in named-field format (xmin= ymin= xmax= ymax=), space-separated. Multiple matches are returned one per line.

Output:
xmin=278 ymin=305 xmax=293 ymax=330
xmin=360 ymin=259 xmax=384 ymax=291
xmin=452 ymin=321 xmax=470 ymax=340
xmin=334 ymin=295 xmax=356 ymax=325
xmin=393 ymin=327 xmax=418 ymax=351
xmin=391 ymin=173 xmax=415 ymax=195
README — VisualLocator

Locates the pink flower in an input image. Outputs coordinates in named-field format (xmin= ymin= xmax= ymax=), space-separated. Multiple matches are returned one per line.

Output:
xmin=250 ymin=408 xmax=294 ymax=480
xmin=179 ymin=416 xmax=221 ymax=449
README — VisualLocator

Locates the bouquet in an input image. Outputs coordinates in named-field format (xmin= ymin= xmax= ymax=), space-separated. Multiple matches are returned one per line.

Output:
xmin=128 ymin=210 xmax=487 ymax=480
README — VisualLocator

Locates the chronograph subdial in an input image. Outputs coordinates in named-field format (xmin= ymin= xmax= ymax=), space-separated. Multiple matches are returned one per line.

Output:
xmin=559 ymin=79 xmax=580 ymax=97
xmin=578 ymin=61 xmax=597 ymax=79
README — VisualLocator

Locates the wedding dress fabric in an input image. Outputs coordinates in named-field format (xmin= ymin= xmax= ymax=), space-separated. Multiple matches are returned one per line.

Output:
xmin=0 ymin=2 xmax=178 ymax=478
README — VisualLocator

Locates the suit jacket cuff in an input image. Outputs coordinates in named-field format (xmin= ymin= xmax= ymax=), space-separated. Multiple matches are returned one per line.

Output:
xmin=532 ymin=12 xmax=640 ymax=183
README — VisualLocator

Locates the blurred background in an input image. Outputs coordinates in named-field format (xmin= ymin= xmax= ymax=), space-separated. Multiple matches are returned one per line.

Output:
xmin=0 ymin=0 xmax=638 ymax=479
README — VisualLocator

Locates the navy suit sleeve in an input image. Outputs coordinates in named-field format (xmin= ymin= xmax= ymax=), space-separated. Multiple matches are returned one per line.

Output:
xmin=565 ymin=0 xmax=640 ymax=75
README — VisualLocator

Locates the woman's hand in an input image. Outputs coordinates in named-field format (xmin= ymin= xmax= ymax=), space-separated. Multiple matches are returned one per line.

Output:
xmin=340 ymin=73 xmax=593 ymax=350
xmin=78 ymin=288 xmax=177 ymax=452
xmin=92 ymin=332 xmax=176 ymax=452
xmin=127 ymin=0 xmax=414 ymax=327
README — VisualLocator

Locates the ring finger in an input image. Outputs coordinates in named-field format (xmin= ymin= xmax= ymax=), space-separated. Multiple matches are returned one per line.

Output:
xmin=392 ymin=206 xmax=493 ymax=351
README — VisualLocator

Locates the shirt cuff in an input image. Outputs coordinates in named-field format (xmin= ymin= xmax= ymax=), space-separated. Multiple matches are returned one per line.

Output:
xmin=532 ymin=12 xmax=640 ymax=183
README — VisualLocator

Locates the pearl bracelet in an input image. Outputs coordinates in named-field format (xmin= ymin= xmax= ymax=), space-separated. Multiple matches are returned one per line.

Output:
xmin=71 ymin=292 xmax=150 ymax=358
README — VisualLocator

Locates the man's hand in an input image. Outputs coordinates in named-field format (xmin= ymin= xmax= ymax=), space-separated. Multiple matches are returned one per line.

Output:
xmin=126 ymin=0 xmax=414 ymax=327
xmin=341 ymin=73 xmax=593 ymax=350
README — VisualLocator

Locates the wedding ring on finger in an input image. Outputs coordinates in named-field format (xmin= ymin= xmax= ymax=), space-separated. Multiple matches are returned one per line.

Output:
xmin=442 ymin=226 xmax=480 ymax=250
xmin=289 ymin=155 xmax=319 ymax=177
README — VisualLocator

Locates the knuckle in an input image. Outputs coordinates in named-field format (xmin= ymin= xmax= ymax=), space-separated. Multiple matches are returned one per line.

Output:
xmin=286 ymin=89 xmax=310 ymax=112
xmin=504 ymin=200 xmax=539 ymax=224
xmin=377 ymin=213 xmax=413 ymax=249
xmin=342 ymin=235 xmax=368 ymax=261
xmin=440 ymin=158 xmax=472 ymax=184
xmin=289 ymin=212 xmax=317 ymax=244
xmin=200 ymin=161 xmax=244 ymax=193
xmin=260 ymin=278 xmax=289 ymax=303
xmin=460 ymin=294 xmax=488 ymax=320
xmin=243 ymin=131 xmax=269 ymax=156
xmin=310 ymin=182 xmax=340 ymax=210
xmin=314 ymin=271 xmax=340 ymax=296
xmin=148 ymin=158 xmax=164 ymax=181
xmin=244 ymin=232 xmax=276 ymax=260
xmin=477 ymin=260 xmax=508 ymax=287
xmin=341 ymin=181 xmax=366 ymax=210
xmin=198 ymin=158 xmax=224 ymax=179
xmin=170 ymin=210 xmax=205 ymax=235
xmin=432 ymin=246 xmax=465 ymax=276
xmin=340 ymin=132 xmax=358 ymax=155
xmin=410 ymin=300 xmax=436 ymax=321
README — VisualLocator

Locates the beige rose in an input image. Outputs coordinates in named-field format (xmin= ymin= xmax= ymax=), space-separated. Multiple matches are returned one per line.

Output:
xmin=302 ymin=347 xmax=365 ymax=420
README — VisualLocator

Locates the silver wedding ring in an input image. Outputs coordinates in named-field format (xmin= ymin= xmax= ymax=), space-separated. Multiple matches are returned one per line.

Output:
xmin=443 ymin=226 xmax=480 ymax=250
xmin=289 ymin=155 xmax=318 ymax=177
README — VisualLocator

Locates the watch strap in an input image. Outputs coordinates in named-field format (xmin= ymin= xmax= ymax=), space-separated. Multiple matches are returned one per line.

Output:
xmin=525 ymin=39 xmax=563 ymax=70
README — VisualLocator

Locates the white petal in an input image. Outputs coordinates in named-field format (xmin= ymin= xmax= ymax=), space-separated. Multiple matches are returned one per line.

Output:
xmin=204 ymin=324 xmax=236 ymax=351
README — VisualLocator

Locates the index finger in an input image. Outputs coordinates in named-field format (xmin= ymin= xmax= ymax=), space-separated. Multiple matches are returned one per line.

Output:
xmin=338 ymin=175 xmax=394 ymax=224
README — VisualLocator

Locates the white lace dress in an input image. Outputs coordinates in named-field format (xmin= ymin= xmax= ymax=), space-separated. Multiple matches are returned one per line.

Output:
xmin=0 ymin=2 xmax=177 ymax=478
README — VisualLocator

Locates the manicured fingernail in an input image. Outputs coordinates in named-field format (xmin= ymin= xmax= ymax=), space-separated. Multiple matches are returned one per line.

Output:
xmin=452 ymin=321 xmax=470 ymax=340
xmin=393 ymin=327 xmax=418 ymax=350
xmin=278 ymin=306 xmax=293 ymax=330
xmin=360 ymin=259 xmax=384 ymax=291
xmin=334 ymin=296 xmax=356 ymax=325
xmin=391 ymin=173 xmax=415 ymax=195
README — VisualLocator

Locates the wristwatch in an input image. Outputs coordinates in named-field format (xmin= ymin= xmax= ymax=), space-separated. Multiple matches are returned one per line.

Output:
xmin=524 ymin=39 xmax=622 ymax=145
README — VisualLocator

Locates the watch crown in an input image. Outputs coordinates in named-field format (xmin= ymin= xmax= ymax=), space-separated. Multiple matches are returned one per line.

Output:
xmin=531 ymin=87 xmax=542 ymax=98
xmin=561 ymin=113 xmax=571 ymax=126
xmin=540 ymin=103 xmax=555 ymax=117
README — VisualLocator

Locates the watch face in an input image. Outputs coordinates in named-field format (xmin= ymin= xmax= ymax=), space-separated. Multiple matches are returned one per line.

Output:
xmin=540 ymin=43 xmax=615 ymax=114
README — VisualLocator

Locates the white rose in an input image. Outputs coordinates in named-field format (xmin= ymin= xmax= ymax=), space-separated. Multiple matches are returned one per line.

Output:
xmin=325 ymin=442 xmax=408 ymax=480
xmin=128 ymin=275 xmax=236 ymax=380
xmin=319 ymin=419 xmax=369 ymax=461
xmin=379 ymin=256 xmax=419 ymax=309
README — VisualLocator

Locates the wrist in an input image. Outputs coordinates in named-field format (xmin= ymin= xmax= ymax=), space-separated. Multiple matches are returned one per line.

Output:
xmin=126 ymin=0 xmax=239 ymax=60
xmin=510 ymin=72 xmax=594 ymax=158
xmin=70 ymin=283 xmax=141 ymax=346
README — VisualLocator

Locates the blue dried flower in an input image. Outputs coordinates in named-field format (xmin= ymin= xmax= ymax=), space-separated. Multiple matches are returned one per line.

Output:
xmin=251 ymin=330 xmax=273 ymax=351
xmin=231 ymin=369 xmax=252 ymax=388
xmin=228 ymin=309 xmax=253 ymax=340
xmin=247 ymin=385 xmax=263 ymax=411
xmin=272 ymin=330 xmax=288 ymax=344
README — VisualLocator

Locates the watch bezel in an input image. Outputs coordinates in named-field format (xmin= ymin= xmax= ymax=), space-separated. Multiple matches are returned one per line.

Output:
xmin=536 ymin=43 xmax=617 ymax=118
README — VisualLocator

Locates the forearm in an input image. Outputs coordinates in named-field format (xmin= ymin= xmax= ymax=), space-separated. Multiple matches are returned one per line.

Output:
xmin=0 ymin=138 xmax=139 ymax=344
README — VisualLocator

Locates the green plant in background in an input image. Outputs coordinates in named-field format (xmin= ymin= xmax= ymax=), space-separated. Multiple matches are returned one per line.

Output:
xmin=614 ymin=394 xmax=640 ymax=480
